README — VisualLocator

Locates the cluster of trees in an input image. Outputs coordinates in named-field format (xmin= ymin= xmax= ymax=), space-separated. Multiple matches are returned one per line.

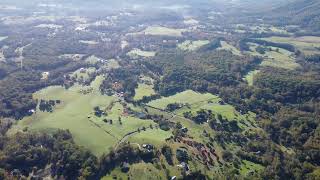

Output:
xmin=198 ymin=38 xmax=223 ymax=52
xmin=133 ymin=94 xmax=161 ymax=105
xmin=39 ymin=100 xmax=60 ymax=112
xmin=161 ymin=145 xmax=174 ymax=165
xmin=94 ymin=106 xmax=105 ymax=117
xmin=99 ymin=144 xmax=156 ymax=175
xmin=183 ymin=109 xmax=209 ymax=124
xmin=146 ymin=113 xmax=173 ymax=131
xmin=252 ymin=68 xmax=320 ymax=111
xmin=144 ymin=50 xmax=261 ymax=96
xmin=166 ymin=103 xmax=184 ymax=112
xmin=0 ymin=130 xmax=99 ymax=179
xmin=100 ymin=67 xmax=140 ymax=99
xmin=0 ymin=71 xmax=42 ymax=119
xmin=176 ymin=149 xmax=189 ymax=162
xmin=0 ymin=54 xmax=85 ymax=119
xmin=0 ymin=129 xmax=165 ymax=179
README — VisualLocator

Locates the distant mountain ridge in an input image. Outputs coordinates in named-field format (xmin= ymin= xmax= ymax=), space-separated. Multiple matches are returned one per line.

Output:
xmin=272 ymin=0 xmax=320 ymax=30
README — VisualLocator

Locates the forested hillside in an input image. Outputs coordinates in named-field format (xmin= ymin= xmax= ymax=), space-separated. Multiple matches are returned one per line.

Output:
xmin=271 ymin=0 xmax=320 ymax=31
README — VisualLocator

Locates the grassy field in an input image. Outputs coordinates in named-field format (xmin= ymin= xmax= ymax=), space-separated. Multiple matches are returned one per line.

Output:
xmin=244 ymin=70 xmax=260 ymax=86
xmin=148 ymin=90 xmax=219 ymax=110
xmin=143 ymin=26 xmax=185 ymax=37
xmin=89 ymin=101 xmax=166 ymax=141
xmin=261 ymin=36 xmax=320 ymax=55
xmin=218 ymin=41 xmax=242 ymax=56
xmin=127 ymin=48 xmax=156 ymax=58
xmin=134 ymin=83 xmax=156 ymax=101
xmin=8 ymin=75 xmax=170 ymax=156
xmin=178 ymin=40 xmax=209 ymax=51
xmin=148 ymin=90 xmax=257 ymax=128
xmin=246 ymin=42 xmax=300 ymax=70
xmin=260 ymin=51 xmax=300 ymax=70
xmin=8 ymin=76 xmax=116 ymax=156
xmin=127 ymin=128 xmax=172 ymax=146
xmin=145 ymin=106 xmax=212 ymax=143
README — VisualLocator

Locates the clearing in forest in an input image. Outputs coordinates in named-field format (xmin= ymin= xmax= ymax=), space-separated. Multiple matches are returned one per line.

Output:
xmin=178 ymin=40 xmax=210 ymax=51
xmin=134 ymin=83 xmax=156 ymax=101
xmin=127 ymin=48 xmax=156 ymax=58
xmin=218 ymin=41 xmax=242 ymax=56
xmin=147 ymin=90 xmax=218 ymax=110
xmin=143 ymin=26 xmax=186 ymax=37
xmin=261 ymin=36 xmax=320 ymax=55
xmin=246 ymin=42 xmax=300 ymax=70
xmin=244 ymin=70 xmax=260 ymax=86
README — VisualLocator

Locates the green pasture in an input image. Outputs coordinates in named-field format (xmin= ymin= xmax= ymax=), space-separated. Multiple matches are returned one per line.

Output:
xmin=134 ymin=83 xmax=156 ymax=101
xmin=178 ymin=40 xmax=210 ymax=51
xmin=9 ymin=76 xmax=116 ymax=156
xmin=218 ymin=41 xmax=242 ymax=56
xmin=246 ymin=42 xmax=300 ymax=70
xmin=261 ymin=36 xmax=320 ymax=55
xmin=127 ymin=48 xmax=156 ymax=58
xmin=143 ymin=26 xmax=185 ymax=37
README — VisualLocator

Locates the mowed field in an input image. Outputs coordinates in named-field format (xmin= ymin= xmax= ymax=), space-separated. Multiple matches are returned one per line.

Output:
xmin=8 ymin=76 xmax=171 ymax=156
xmin=261 ymin=36 xmax=320 ymax=55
